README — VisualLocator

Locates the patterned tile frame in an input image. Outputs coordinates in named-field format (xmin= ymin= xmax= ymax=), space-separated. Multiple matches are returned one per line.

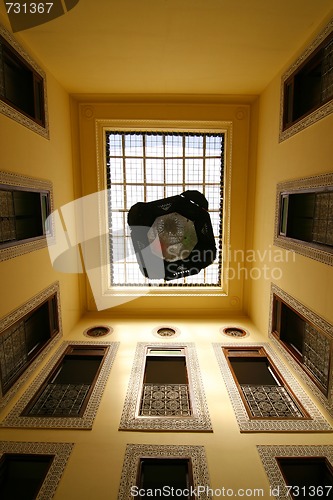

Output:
xmin=257 ymin=445 xmax=333 ymax=500
xmin=118 ymin=444 xmax=211 ymax=500
xmin=0 ymin=281 xmax=62 ymax=409
xmin=279 ymin=18 xmax=333 ymax=142
xmin=0 ymin=23 xmax=49 ymax=139
xmin=213 ymin=342 xmax=333 ymax=432
xmin=0 ymin=340 xmax=119 ymax=429
xmin=273 ymin=172 xmax=333 ymax=266
xmin=0 ymin=441 xmax=74 ymax=500
xmin=269 ymin=283 xmax=333 ymax=417
xmin=118 ymin=342 xmax=212 ymax=431
xmin=0 ymin=170 xmax=54 ymax=262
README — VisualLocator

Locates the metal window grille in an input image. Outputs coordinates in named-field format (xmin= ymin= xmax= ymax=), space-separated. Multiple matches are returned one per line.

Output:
xmin=241 ymin=385 xmax=304 ymax=418
xmin=27 ymin=383 xmax=90 ymax=416
xmin=312 ymin=191 xmax=333 ymax=246
xmin=303 ymin=324 xmax=330 ymax=390
xmin=322 ymin=39 xmax=333 ymax=102
xmin=139 ymin=383 xmax=191 ymax=416
xmin=0 ymin=190 xmax=16 ymax=243
xmin=0 ymin=321 xmax=27 ymax=391
xmin=105 ymin=131 xmax=224 ymax=287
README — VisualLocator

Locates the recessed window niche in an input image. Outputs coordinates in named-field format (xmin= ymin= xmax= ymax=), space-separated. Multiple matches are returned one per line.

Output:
xmin=118 ymin=444 xmax=210 ymax=500
xmin=0 ymin=282 xmax=61 ymax=409
xmin=269 ymin=283 xmax=333 ymax=417
xmin=119 ymin=342 xmax=212 ymax=431
xmin=0 ymin=441 xmax=73 ymax=500
xmin=0 ymin=23 xmax=49 ymax=138
xmin=257 ymin=445 xmax=333 ymax=500
xmin=0 ymin=170 xmax=54 ymax=262
xmin=274 ymin=172 xmax=333 ymax=266
xmin=1 ymin=341 xmax=119 ymax=429
xmin=213 ymin=342 xmax=333 ymax=432
xmin=279 ymin=18 xmax=333 ymax=141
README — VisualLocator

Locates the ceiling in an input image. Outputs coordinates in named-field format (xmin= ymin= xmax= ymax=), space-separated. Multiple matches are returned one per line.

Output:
xmin=1 ymin=0 xmax=333 ymax=96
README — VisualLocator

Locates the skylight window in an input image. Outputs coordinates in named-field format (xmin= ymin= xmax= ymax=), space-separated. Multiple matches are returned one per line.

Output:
xmin=105 ymin=131 xmax=224 ymax=287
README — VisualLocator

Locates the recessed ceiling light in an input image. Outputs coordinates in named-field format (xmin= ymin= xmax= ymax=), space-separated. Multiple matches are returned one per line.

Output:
xmin=83 ymin=325 xmax=112 ymax=338
xmin=221 ymin=327 xmax=249 ymax=338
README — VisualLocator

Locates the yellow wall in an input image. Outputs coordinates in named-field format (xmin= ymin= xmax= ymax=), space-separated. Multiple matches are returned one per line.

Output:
xmin=0 ymin=316 xmax=332 ymax=499
xmin=0 ymin=18 xmax=82 ymax=333
xmin=75 ymin=98 xmax=254 ymax=317
xmin=1 ymin=12 xmax=333 ymax=500
xmin=247 ymin=18 xmax=333 ymax=334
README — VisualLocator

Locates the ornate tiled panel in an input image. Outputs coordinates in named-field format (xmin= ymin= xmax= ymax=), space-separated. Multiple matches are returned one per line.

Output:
xmin=28 ymin=383 xmax=91 ymax=416
xmin=303 ymin=323 xmax=330 ymax=390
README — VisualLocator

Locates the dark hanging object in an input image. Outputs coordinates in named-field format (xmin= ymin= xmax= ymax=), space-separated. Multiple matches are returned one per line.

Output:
xmin=128 ymin=190 xmax=216 ymax=281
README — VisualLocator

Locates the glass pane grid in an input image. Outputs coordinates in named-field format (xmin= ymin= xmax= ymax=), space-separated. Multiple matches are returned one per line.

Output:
xmin=106 ymin=132 xmax=224 ymax=287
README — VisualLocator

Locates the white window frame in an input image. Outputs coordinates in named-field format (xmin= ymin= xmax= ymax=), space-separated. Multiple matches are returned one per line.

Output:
xmin=0 ymin=170 xmax=54 ymax=262
xmin=92 ymin=119 xmax=232 ymax=305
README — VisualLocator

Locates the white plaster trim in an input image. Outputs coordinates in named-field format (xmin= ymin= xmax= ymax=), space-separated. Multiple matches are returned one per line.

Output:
xmin=118 ymin=444 xmax=211 ymax=500
xmin=257 ymin=445 xmax=333 ymax=500
xmin=0 ymin=441 xmax=73 ymax=500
